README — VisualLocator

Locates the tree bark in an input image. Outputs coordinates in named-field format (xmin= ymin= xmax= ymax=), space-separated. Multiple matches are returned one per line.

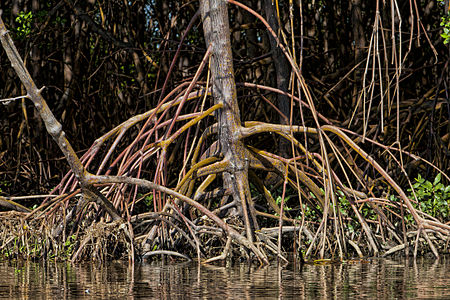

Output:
xmin=351 ymin=0 xmax=366 ymax=107
xmin=199 ymin=0 xmax=258 ymax=239
xmin=263 ymin=0 xmax=291 ymax=156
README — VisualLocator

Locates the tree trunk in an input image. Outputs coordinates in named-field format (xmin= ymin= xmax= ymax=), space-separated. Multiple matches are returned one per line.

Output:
xmin=351 ymin=0 xmax=366 ymax=108
xmin=263 ymin=0 xmax=291 ymax=157
xmin=199 ymin=0 xmax=258 ymax=239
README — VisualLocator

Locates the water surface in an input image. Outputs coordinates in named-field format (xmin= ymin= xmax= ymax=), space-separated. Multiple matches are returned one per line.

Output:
xmin=0 ymin=257 xmax=448 ymax=299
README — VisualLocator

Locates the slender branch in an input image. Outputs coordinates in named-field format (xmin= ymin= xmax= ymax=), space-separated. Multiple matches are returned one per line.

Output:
xmin=0 ymin=16 xmax=122 ymax=221
xmin=0 ymin=95 xmax=28 ymax=103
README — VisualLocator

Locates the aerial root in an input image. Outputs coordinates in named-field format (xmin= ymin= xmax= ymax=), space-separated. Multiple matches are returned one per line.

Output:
xmin=142 ymin=250 xmax=192 ymax=261
xmin=203 ymin=236 xmax=232 ymax=264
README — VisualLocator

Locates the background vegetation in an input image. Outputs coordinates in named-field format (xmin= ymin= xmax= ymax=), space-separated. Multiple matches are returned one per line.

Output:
xmin=0 ymin=0 xmax=449 ymax=262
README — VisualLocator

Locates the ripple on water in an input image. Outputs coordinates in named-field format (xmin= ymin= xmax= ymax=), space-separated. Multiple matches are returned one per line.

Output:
xmin=0 ymin=257 xmax=449 ymax=299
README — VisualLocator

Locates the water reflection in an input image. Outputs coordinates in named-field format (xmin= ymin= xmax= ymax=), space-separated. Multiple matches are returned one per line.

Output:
xmin=0 ymin=257 xmax=448 ymax=299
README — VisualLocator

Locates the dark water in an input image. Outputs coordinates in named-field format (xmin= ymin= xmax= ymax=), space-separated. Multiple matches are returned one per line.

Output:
xmin=0 ymin=257 xmax=449 ymax=299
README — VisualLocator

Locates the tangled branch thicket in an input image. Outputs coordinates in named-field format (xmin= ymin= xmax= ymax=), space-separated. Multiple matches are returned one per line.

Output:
xmin=0 ymin=0 xmax=449 ymax=264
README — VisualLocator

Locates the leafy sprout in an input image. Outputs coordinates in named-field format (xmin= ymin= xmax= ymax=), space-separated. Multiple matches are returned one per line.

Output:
xmin=440 ymin=13 xmax=450 ymax=44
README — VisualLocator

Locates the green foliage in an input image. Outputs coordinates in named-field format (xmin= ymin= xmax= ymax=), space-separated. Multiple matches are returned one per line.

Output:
xmin=14 ymin=11 xmax=33 ymax=40
xmin=275 ymin=195 xmax=292 ymax=212
xmin=0 ymin=235 xmax=42 ymax=259
xmin=53 ymin=15 xmax=67 ymax=26
xmin=136 ymin=192 xmax=154 ymax=210
xmin=301 ymin=200 xmax=320 ymax=220
xmin=408 ymin=173 xmax=450 ymax=220
xmin=143 ymin=193 xmax=154 ymax=209
xmin=336 ymin=190 xmax=357 ymax=233
xmin=63 ymin=234 xmax=77 ymax=258
xmin=36 ymin=10 xmax=48 ymax=22
xmin=0 ymin=180 xmax=11 ymax=194
xmin=441 ymin=13 xmax=450 ymax=44
xmin=0 ymin=230 xmax=77 ymax=260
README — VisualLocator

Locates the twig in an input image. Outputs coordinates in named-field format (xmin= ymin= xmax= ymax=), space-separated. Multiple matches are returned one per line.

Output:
xmin=0 ymin=95 xmax=28 ymax=104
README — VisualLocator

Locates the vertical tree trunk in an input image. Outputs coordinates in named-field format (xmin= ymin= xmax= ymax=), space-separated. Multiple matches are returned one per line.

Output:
xmin=351 ymin=0 xmax=366 ymax=108
xmin=199 ymin=0 xmax=257 ymax=239
xmin=31 ymin=0 xmax=44 ymax=145
xmin=263 ymin=0 xmax=291 ymax=157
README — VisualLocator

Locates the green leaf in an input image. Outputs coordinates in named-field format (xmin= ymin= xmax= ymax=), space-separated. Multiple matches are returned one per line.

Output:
xmin=434 ymin=173 xmax=441 ymax=185
xmin=276 ymin=196 xmax=282 ymax=205
xmin=416 ymin=174 xmax=425 ymax=184
xmin=348 ymin=224 xmax=354 ymax=233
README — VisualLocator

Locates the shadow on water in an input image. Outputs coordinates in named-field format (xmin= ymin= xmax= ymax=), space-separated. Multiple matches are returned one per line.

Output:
xmin=0 ymin=256 xmax=449 ymax=299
